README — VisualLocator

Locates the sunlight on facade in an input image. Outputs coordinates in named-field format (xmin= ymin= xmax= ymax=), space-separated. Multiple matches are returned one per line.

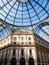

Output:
xmin=0 ymin=0 xmax=49 ymax=65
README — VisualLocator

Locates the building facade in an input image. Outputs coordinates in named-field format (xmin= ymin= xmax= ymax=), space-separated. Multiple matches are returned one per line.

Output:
xmin=0 ymin=30 xmax=49 ymax=65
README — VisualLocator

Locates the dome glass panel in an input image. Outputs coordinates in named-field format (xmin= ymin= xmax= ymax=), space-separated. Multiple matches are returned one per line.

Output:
xmin=0 ymin=0 xmax=49 ymax=26
xmin=0 ymin=20 xmax=11 ymax=39
xmin=34 ymin=22 xmax=49 ymax=42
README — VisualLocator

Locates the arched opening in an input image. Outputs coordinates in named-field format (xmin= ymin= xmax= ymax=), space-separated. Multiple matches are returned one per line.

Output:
xmin=37 ymin=58 xmax=41 ymax=65
xmin=20 ymin=58 xmax=25 ymax=65
xmin=13 ymin=49 xmax=16 ymax=56
xmin=21 ymin=49 xmax=24 ymax=56
xmin=11 ymin=57 xmax=16 ymax=65
xmin=29 ymin=49 xmax=32 ymax=55
xmin=28 ymin=57 xmax=34 ymax=65
xmin=4 ymin=58 xmax=7 ymax=65
xmin=0 ymin=59 xmax=3 ymax=65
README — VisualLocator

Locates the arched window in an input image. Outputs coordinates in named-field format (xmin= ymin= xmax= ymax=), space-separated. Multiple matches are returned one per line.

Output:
xmin=28 ymin=57 xmax=34 ymax=65
xmin=20 ymin=58 xmax=25 ymax=65
xmin=4 ymin=58 xmax=7 ymax=65
xmin=37 ymin=58 xmax=41 ymax=65
xmin=11 ymin=57 xmax=16 ymax=65
xmin=13 ymin=49 xmax=16 ymax=56
xmin=29 ymin=49 xmax=32 ymax=55
xmin=21 ymin=49 xmax=24 ymax=55
xmin=37 ymin=50 xmax=41 ymax=65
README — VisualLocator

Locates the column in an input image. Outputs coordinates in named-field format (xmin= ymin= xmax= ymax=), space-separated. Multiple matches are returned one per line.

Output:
xmin=26 ymin=48 xmax=28 ymax=65
xmin=10 ymin=49 xmax=13 ymax=59
xmin=32 ymin=47 xmax=37 ymax=65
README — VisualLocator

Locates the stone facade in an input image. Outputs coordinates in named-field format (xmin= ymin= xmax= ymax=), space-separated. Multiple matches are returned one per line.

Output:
xmin=0 ymin=30 xmax=49 ymax=65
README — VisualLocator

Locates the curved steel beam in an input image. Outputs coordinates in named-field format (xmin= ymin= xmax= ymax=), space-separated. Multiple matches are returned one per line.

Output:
xmin=0 ymin=16 xmax=49 ymax=27
xmin=35 ymin=22 xmax=49 ymax=36
xmin=28 ymin=0 xmax=41 ymax=23
xmin=12 ymin=2 xmax=20 ymax=29
xmin=25 ymin=2 xmax=33 ymax=30
xmin=0 ymin=0 xmax=12 ymax=9
xmin=37 ymin=22 xmax=49 ymax=29
xmin=4 ymin=1 xmax=16 ymax=21
xmin=41 ymin=28 xmax=49 ymax=36
xmin=33 ymin=0 xmax=49 ymax=15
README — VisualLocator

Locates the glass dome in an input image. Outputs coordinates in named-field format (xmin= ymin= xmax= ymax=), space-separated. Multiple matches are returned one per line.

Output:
xmin=0 ymin=0 xmax=49 ymax=26
xmin=34 ymin=21 xmax=49 ymax=42
xmin=0 ymin=20 xmax=11 ymax=39
xmin=0 ymin=0 xmax=49 ymax=42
